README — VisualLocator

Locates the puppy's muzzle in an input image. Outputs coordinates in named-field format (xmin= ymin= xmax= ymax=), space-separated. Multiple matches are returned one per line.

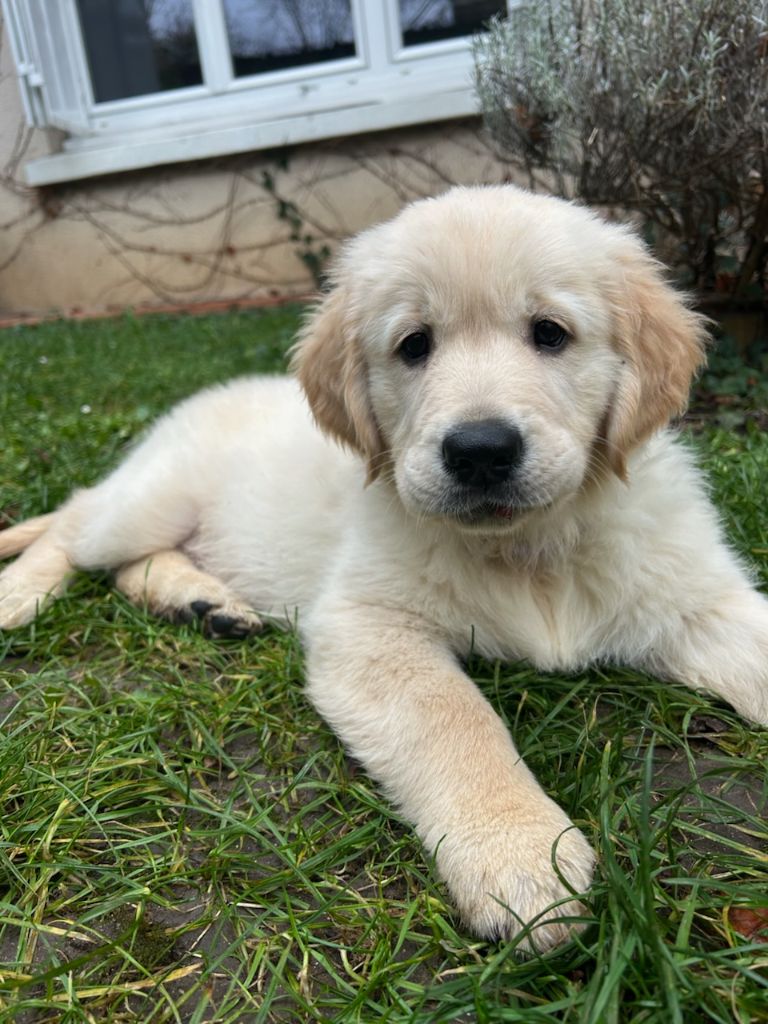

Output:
xmin=442 ymin=419 xmax=525 ymax=489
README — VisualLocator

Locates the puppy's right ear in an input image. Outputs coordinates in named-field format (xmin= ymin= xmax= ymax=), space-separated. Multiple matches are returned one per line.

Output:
xmin=290 ymin=286 xmax=385 ymax=481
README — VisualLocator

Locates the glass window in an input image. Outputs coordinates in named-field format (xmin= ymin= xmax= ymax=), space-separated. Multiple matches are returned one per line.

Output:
xmin=10 ymin=0 xmax=495 ymax=183
xmin=75 ymin=0 xmax=203 ymax=103
xmin=398 ymin=0 xmax=505 ymax=47
xmin=223 ymin=0 xmax=356 ymax=78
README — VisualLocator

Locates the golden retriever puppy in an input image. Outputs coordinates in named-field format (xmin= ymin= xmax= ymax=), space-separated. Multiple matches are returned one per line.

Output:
xmin=1 ymin=186 xmax=766 ymax=952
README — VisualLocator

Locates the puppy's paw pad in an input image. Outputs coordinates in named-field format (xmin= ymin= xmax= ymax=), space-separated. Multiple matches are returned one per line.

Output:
xmin=189 ymin=600 xmax=214 ymax=618
xmin=199 ymin=602 xmax=263 ymax=639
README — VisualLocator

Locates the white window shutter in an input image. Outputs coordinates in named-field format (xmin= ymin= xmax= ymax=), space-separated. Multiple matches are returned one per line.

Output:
xmin=2 ymin=0 xmax=90 ymax=133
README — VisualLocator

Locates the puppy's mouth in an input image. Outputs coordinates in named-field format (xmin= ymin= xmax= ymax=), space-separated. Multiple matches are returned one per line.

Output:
xmin=485 ymin=503 xmax=524 ymax=520
xmin=446 ymin=497 xmax=548 ymax=527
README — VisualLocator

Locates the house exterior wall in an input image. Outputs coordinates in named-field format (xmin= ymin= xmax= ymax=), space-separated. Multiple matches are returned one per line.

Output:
xmin=0 ymin=15 xmax=510 ymax=320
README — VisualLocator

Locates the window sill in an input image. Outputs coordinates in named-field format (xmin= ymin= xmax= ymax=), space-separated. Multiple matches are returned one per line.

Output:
xmin=24 ymin=87 xmax=479 ymax=186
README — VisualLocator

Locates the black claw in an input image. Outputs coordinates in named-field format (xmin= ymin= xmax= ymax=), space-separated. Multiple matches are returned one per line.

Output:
xmin=190 ymin=600 xmax=215 ymax=618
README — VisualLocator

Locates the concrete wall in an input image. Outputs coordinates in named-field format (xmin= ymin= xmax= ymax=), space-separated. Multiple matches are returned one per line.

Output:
xmin=0 ymin=15 xmax=511 ymax=319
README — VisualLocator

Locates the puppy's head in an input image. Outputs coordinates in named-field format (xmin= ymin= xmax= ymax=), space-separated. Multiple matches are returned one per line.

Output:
xmin=292 ymin=186 xmax=706 ymax=532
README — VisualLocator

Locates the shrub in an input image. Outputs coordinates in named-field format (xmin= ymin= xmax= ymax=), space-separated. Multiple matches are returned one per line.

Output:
xmin=474 ymin=0 xmax=768 ymax=298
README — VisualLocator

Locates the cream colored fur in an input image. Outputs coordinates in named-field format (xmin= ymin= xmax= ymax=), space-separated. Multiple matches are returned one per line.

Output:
xmin=1 ymin=186 xmax=766 ymax=952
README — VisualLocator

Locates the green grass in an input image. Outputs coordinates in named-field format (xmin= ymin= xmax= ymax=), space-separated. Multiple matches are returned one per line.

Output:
xmin=0 ymin=310 xmax=766 ymax=1023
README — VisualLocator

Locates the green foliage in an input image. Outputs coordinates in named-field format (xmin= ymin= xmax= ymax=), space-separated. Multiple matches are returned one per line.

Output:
xmin=689 ymin=326 xmax=768 ymax=432
xmin=0 ymin=311 xmax=766 ymax=1021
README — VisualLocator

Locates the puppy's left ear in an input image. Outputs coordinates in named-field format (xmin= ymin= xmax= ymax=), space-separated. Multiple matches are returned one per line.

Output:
xmin=290 ymin=285 xmax=386 ymax=482
xmin=605 ymin=240 xmax=708 ymax=477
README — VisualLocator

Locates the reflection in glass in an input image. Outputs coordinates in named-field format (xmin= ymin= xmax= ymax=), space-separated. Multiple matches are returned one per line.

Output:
xmin=399 ymin=0 xmax=505 ymax=47
xmin=76 ymin=0 xmax=203 ymax=103
xmin=224 ymin=0 xmax=355 ymax=78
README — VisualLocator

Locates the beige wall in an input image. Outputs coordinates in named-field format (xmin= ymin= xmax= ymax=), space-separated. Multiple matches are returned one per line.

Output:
xmin=0 ymin=16 xmax=510 ymax=319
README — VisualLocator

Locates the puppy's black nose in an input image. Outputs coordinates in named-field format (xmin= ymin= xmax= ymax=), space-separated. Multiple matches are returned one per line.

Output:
xmin=442 ymin=419 xmax=524 ymax=488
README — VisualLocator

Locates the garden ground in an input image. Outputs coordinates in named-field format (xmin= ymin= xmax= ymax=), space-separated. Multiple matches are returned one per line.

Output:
xmin=0 ymin=307 xmax=766 ymax=1022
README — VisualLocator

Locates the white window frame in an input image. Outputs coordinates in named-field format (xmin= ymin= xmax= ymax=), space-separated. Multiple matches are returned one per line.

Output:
xmin=3 ymin=0 xmax=510 ymax=186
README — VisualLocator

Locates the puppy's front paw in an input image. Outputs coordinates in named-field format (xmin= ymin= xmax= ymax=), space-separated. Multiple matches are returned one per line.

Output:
xmin=436 ymin=808 xmax=595 ymax=951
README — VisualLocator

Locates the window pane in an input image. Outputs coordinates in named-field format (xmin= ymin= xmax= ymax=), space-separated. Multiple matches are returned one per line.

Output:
xmin=76 ymin=0 xmax=203 ymax=102
xmin=399 ymin=0 xmax=505 ymax=47
xmin=223 ymin=0 xmax=355 ymax=78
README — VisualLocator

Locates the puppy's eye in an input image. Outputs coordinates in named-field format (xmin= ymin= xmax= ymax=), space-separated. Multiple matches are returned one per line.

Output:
xmin=398 ymin=330 xmax=431 ymax=364
xmin=532 ymin=319 xmax=568 ymax=351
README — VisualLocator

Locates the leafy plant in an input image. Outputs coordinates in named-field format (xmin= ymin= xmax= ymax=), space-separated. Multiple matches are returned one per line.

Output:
xmin=474 ymin=0 xmax=768 ymax=297
xmin=261 ymin=167 xmax=331 ymax=289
